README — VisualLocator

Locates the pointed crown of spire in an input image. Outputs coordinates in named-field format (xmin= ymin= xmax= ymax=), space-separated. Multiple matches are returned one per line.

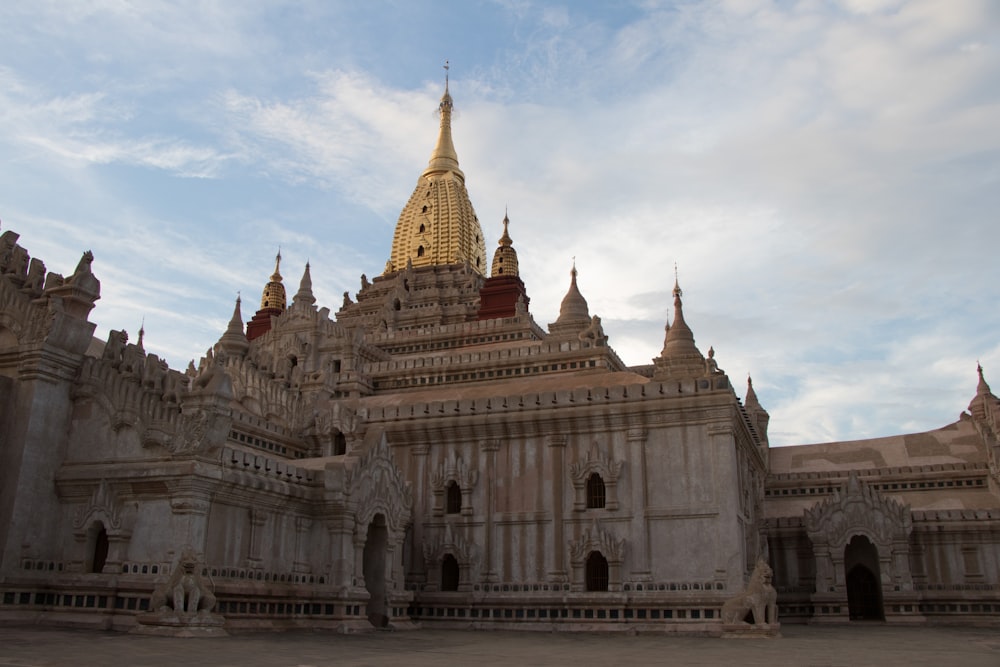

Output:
xmin=968 ymin=362 xmax=999 ymax=422
xmin=555 ymin=260 xmax=590 ymax=325
xmin=652 ymin=268 xmax=705 ymax=380
xmin=745 ymin=375 xmax=762 ymax=410
xmin=976 ymin=362 xmax=991 ymax=396
xmin=217 ymin=293 xmax=249 ymax=357
xmin=293 ymin=261 xmax=316 ymax=307
xmin=260 ymin=249 xmax=287 ymax=311
xmin=661 ymin=274 xmax=695 ymax=353
xmin=424 ymin=62 xmax=463 ymax=180
xmin=490 ymin=211 xmax=520 ymax=277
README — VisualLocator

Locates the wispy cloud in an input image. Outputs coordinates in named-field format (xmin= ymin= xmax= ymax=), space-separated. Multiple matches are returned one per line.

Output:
xmin=0 ymin=0 xmax=996 ymax=446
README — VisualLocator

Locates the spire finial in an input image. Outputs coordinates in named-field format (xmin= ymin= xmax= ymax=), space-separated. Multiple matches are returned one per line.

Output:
xmin=138 ymin=317 xmax=145 ymax=350
xmin=498 ymin=210 xmax=513 ymax=247
xmin=444 ymin=59 xmax=450 ymax=91
xmin=293 ymin=261 xmax=316 ymax=308
xmin=976 ymin=361 xmax=991 ymax=396
xmin=218 ymin=292 xmax=249 ymax=357
xmin=271 ymin=247 xmax=282 ymax=281
xmin=424 ymin=62 xmax=461 ymax=178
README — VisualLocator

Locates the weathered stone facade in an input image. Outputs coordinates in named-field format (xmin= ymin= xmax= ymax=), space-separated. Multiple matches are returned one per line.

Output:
xmin=0 ymin=86 xmax=997 ymax=633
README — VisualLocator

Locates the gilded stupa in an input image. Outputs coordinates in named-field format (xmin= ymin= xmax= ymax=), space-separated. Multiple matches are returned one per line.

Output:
xmin=386 ymin=72 xmax=487 ymax=275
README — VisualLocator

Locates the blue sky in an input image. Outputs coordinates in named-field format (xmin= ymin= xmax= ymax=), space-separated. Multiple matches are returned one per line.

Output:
xmin=1 ymin=0 xmax=998 ymax=446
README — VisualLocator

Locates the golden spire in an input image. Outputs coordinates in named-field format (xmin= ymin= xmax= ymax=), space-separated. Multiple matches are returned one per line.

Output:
xmin=490 ymin=210 xmax=519 ymax=277
xmin=259 ymin=249 xmax=287 ymax=311
xmin=387 ymin=68 xmax=486 ymax=275
xmin=424 ymin=60 xmax=463 ymax=180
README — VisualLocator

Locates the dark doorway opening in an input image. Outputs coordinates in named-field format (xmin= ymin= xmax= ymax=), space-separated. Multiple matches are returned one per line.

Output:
xmin=585 ymin=551 xmax=609 ymax=591
xmin=845 ymin=535 xmax=884 ymax=620
xmin=363 ymin=514 xmax=389 ymax=627
xmin=89 ymin=522 xmax=109 ymax=573
xmin=441 ymin=554 xmax=460 ymax=591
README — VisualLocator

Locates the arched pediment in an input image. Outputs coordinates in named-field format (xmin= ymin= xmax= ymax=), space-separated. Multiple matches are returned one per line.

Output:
xmin=346 ymin=432 xmax=412 ymax=536
xmin=804 ymin=473 xmax=912 ymax=550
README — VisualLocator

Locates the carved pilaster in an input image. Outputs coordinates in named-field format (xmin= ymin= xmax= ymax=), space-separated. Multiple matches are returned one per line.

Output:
xmin=293 ymin=516 xmax=312 ymax=574
xmin=248 ymin=507 xmax=268 ymax=568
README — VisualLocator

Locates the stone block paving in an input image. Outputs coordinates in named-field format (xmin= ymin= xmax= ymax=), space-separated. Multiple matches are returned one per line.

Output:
xmin=1 ymin=624 xmax=999 ymax=667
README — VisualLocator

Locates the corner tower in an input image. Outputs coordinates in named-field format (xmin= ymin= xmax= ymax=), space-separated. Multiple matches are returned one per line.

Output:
xmin=247 ymin=250 xmax=286 ymax=341
xmin=477 ymin=212 xmax=530 ymax=320
xmin=387 ymin=76 xmax=487 ymax=275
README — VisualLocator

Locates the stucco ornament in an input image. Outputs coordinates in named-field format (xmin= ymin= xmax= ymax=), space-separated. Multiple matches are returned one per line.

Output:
xmin=804 ymin=473 xmax=912 ymax=549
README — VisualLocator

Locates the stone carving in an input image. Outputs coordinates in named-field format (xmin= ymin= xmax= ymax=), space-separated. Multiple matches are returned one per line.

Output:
xmin=121 ymin=342 xmax=145 ymax=379
xmin=171 ymin=407 xmax=229 ymax=456
xmin=804 ymin=472 xmax=915 ymax=595
xmin=804 ymin=473 xmax=912 ymax=549
xmin=72 ymin=480 xmax=122 ymax=532
xmin=5 ymin=244 xmax=28 ymax=280
xmin=705 ymin=346 xmax=723 ymax=375
xmin=346 ymin=433 xmax=413 ymax=536
xmin=0 ymin=230 xmax=18 ymax=273
xmin=23 ymin=258 xmax=45 ymax=297
xmin=430 ymin=453 xmax=479 ymax=515
xmin=103 ymin=329 xmax=127 ymax=368
xmin=578 ymin=315 xmax=607 ymax=346
xmin=69 ymin=250 xmax=95 ymax=284
xmin=569 ymin=519 xmax=625 ymax=563
xmin=568 ymin=519 xmax=625 ymax=592
xmin=142 ymin=354 xmax=168 ymax=393
xmin=422 ymin=523 xmax=480 ymax=589
xmin=569 ymin=442 xmax=624 ymax=510
xmin=721 ymin=558 xmax=778 ymax=627
xmin=161 ymin=369 xmax=189 ymax=404
xmin=149 ymin=547 xmax=218 ymax=616
xmin=134 ymin=546 xmax=226 ymax=636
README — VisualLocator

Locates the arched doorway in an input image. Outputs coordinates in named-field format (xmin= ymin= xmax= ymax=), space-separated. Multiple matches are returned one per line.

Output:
xmin=585 ymin=551 xmax=609 ymax=592
xmin=441 ymin=553 xmax=459 ymax=591
xmin=88 ymin=521 xmax=109 ymax=573
xmin=845 ymin=535 xmax=884 ymax=620
xmin=363 ymin=514 xmax=388 ymax=627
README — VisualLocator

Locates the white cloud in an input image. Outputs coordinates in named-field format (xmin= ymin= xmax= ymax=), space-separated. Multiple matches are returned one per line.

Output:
xmin=0 ymin=0 xmax=997 ymax=448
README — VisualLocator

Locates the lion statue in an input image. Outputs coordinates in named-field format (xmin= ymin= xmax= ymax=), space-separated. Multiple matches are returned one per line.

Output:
xmin=721 ymin=558 xmax=778 ymax=626
xmin=150 ymin=546 xmax=217 ymax=618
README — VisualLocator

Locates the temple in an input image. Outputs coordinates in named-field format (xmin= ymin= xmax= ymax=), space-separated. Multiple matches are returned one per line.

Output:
xmin=0 ymin=82 xmax=997 ymax=633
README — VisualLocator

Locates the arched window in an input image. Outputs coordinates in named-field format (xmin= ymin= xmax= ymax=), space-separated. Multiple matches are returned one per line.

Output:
xmin=446 ymin=481 xmax=462 ymax=514
xmin=417 ymin=246 xmax=425 ymax=257
xmin=586 ymin=551 xmax=609 ymax=591
xmin=419 ymin=223 xmax=426 ymax=232
xmin=90 ymin=522 xmax=109 ymax=574
xmin=586 ymin=473 xmax=606 ymax=509
xmin=441 ymin=554 xmax=460 ymax=591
